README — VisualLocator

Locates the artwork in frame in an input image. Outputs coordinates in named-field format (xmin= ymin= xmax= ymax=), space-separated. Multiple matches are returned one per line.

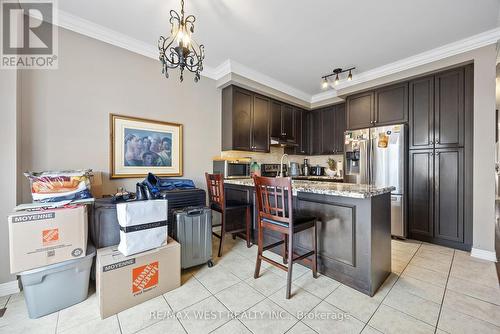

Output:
xmin=110 ymin=114 xmax=183 ymax=178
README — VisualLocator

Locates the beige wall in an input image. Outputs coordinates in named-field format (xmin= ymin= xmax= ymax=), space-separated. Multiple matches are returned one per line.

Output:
xmin=19 ymin=28 xmax=221 ymax=202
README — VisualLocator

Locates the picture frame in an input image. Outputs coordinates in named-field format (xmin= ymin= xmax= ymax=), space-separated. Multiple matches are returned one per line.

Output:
xmin=110 ymin=114 xmax=183 ymax=178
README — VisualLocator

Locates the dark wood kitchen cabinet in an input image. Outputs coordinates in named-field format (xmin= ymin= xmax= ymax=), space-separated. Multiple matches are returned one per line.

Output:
xmin=346 ymin=83 xmax=408 ymax=130
xmin=346 ymin=91 xmax=374 ymax=130
xmin=434 ymin=68 xmax=465 ymax=148
xmin=408 ymin=148 xmax=466 ymax=249
xmin=270 ymin=100 xmax=295 ymax=142
xmin=374 ymin=83 xmax=408 ymax=126
xmin=408 ymin=149 xmax=434 ymax=238
xmin=222 ymin=85 xmax=270 ymax=152
xmin=334 ymin=103 xmax=346 ymax=154
xmin=319 ymin=104 xmax=345 ymax=154
xmin=409 ymin=68 xmax=465 ymax=149
xmin=252 ymin=95 xmax=271 ymax=152
xmin=286 ymin=108 xmax=309 ymax=155
xmin=407 ymin=64 xmax=472 ymax=251
xmin=310 ymin=110 xmax=323 ymax=155
xmin=409 ymin=76 xmax=435 ymax=149
xmin=321 ymin=106 xmax=335 ymax=154
xmin=434 ymin=148 xmax=464 ymax=243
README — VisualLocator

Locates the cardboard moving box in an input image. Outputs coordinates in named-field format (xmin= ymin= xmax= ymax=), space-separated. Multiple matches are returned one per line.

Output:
xmin=96 ymin=238 xmax=180 ymax=319
xmin=9 ymin=205 xmax=88 ymax=273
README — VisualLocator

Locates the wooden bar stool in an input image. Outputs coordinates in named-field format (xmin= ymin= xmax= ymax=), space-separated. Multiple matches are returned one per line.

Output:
xmin=253 ymin=175 xmax=318 ymax=299
xmin=205 ymin=173 xmax=252 ymax=257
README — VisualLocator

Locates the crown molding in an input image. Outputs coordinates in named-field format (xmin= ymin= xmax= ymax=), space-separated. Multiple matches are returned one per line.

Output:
xmin=213 ymin=59 xmax=312 ymax=102
xmin=51 ymin=10 xmax=500 ymax=105
xmin=55 ymin=10 xmax=218 ymax=80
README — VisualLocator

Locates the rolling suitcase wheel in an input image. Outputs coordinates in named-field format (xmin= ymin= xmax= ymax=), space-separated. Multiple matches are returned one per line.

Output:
xmin=207 ymin=260 xmax=214 ymax=268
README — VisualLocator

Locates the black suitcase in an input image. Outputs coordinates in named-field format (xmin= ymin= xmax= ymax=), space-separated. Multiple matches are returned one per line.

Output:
xmin=160 ymin=188 xmax=206 ymax=238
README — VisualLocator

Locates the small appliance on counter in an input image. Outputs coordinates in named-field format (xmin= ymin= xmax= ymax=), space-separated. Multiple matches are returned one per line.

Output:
xmin=213 ymin=158 xmax=251 ymax=179
xmin=289 ymin=162 xmax=301 ymax=177
xmin=310 ymin=165 xmax=325 ymax=176
xmin=302 ymin=158 xmax=310 ymax=176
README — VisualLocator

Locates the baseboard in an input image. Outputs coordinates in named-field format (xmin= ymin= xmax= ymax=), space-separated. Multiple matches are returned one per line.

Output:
xmin=471 ymin=248 xmax=498 ymax=262
xmin=0 ymin=280 xmax=20 ymax=297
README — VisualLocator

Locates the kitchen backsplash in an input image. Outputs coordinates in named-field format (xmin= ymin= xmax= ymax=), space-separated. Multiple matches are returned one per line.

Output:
xmin=220 ymin=147 xmax=344 ymax=171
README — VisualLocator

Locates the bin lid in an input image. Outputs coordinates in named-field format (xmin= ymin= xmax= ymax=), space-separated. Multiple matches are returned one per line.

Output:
xmin=20 ymin=243 xmax=96 ymax=275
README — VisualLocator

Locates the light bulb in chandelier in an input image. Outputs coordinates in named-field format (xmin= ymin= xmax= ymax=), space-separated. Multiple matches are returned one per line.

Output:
xmin=347 ymin=70 xmax=352 ymax=81
xmin=322 ymin=78 xmax=329 ymax=89
xmin=334 ymin=74 xmax=339 ymax=85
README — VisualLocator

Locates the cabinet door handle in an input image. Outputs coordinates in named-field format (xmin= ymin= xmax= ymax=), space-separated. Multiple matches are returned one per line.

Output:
xmin=430 ymin=153 xmax=434 ymax=156
xmin=436 ymin=139 xmax=440 ymax=144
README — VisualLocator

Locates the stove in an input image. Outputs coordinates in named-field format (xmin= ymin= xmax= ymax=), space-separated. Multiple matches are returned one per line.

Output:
xmin=260 ymin=163 xmax=287 ymax=177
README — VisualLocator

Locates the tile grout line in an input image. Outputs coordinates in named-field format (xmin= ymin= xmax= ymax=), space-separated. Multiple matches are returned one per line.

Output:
xmin=116 ymin=314 xmax=124 ymax=334
xmin=161 ymin=294 xmax=189 ymax=334
xmin=54 ymin=311 xmax=60 ymax=334
xmin=433 ymin=249 xmax=455 ymax=334
xmin=358 ymin=242 xmax=423 ymax=333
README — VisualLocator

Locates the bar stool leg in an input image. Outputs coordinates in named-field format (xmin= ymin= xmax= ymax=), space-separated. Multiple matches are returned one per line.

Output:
xmin=254 ymin=220 xmax=263 ymax=279
xmin=286 ymin=231 xmax=293 ymax=299
xmin=312 ymin=220 xmax=318 ymax=278
xmin=218 ymin=212 xmax=225 ymax=257
xmin=246 ymin=206 xmax=251 ymax=248
xmin=282 ymin=234 xmax=288 ymax=264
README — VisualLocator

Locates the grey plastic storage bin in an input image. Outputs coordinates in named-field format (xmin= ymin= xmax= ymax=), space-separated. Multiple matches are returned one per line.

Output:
xmin=19 ymin=244 xmax=95 ymax=319
xmin=174 ymin=207 xmax=213 ymax=269
xmin=90 ymin=198 xmax=120 ymax=248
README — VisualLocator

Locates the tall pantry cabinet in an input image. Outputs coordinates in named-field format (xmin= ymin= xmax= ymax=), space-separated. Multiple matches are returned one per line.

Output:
xmin=407 ymin=65 xmax=473 ymax=250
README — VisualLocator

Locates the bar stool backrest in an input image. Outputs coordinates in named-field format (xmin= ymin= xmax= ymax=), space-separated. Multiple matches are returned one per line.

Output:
xmin=205 ymin=173 xmax=225 ymax=210
xmin=253 ymin=175 xmax=293 ymax=225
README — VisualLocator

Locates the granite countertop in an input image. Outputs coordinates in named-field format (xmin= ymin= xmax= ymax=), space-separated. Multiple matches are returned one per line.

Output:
xmin=291 ymin=175 xmax=344 ymax=181
xmin=224 ymin=178 xmax=395 ymax=199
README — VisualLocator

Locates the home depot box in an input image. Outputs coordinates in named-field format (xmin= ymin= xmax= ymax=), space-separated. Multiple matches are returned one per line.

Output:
xmin=96 ymin=238 xmax=180 ymax=319
xmin=8 ymin=206 xmax=88 ymax=273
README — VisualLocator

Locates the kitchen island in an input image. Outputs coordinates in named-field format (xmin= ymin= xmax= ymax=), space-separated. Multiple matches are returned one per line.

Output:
xmin=224 ymin=178 xmax=395 ymax=296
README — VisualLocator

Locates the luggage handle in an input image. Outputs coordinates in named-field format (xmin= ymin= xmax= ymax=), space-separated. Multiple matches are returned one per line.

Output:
xmin=186 ymin=208 xmax=203 ymax=216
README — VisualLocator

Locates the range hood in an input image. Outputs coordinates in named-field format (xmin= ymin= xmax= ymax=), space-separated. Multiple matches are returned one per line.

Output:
xmin=270 ymin=137 xmax=299 ymax=147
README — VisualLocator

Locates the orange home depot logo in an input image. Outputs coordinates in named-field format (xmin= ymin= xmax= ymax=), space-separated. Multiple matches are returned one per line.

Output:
xmin=42 ymin=228 xmax=59 ymax=245
xmin=132 ymin=262 xmax=159 ymax=293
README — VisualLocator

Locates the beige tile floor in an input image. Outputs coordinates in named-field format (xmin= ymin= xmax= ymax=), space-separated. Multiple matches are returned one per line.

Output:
xmin=0 ymin=237 xmax=499 ymax=334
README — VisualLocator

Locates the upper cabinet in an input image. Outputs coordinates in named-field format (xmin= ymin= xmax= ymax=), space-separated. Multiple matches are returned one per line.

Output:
xmin=346 ymin=83 xmax=408 ymax=130
xmin=286 ymin=108 xmax=309 ymax=155
xmin=222 ymin=86 xmax=270 ymax=152
xmin=305 ymin=103 xmax=346 ymax=156
xmin=434 ymin=68 xmax=465 ymax=148
xmin=346 ymin=92 xmax=374 ymax=130
xmin=374 ymin=83 xmax=408 ymax=126
xmin=271 ymin=101 xmax=295 ymax=142
xmin=409 ymin=68 xmax=465 ymax=149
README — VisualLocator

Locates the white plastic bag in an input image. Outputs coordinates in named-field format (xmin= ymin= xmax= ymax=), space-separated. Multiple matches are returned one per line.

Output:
xmin=116 ymin=200 xmax=168 ymax=256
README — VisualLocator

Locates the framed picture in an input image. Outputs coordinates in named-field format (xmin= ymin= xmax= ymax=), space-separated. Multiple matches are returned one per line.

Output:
xmin=110 ymin=114 xmax=183 ymax=178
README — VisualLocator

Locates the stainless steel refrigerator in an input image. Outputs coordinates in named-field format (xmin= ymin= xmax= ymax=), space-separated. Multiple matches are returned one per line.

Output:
xmin=344 ymin=124 xmax=406 ymax=238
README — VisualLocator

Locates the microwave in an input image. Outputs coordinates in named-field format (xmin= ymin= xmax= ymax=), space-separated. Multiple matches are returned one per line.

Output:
xmin=213 ymin=160 xmax=251 ymax=179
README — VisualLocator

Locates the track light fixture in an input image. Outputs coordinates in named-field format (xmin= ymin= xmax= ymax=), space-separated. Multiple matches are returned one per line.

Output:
xmin=321 ymin=67 xmax=356 ymax=89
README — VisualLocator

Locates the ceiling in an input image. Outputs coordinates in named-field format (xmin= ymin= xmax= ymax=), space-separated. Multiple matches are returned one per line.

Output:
xmin=58 ymin=0 xmax=500 ymax=98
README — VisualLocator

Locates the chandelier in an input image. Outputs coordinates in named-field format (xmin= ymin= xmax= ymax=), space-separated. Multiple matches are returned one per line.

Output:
xmin=158 ymin=0 xmax=205 ymax=82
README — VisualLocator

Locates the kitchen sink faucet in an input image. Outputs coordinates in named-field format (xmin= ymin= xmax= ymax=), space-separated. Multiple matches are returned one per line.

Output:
xmin=279 ymin=154 xmax=289 ymax=177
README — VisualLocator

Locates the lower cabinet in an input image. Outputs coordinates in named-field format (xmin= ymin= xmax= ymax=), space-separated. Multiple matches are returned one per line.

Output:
xmin=408 ymin=148 xmax=468 ymax=250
